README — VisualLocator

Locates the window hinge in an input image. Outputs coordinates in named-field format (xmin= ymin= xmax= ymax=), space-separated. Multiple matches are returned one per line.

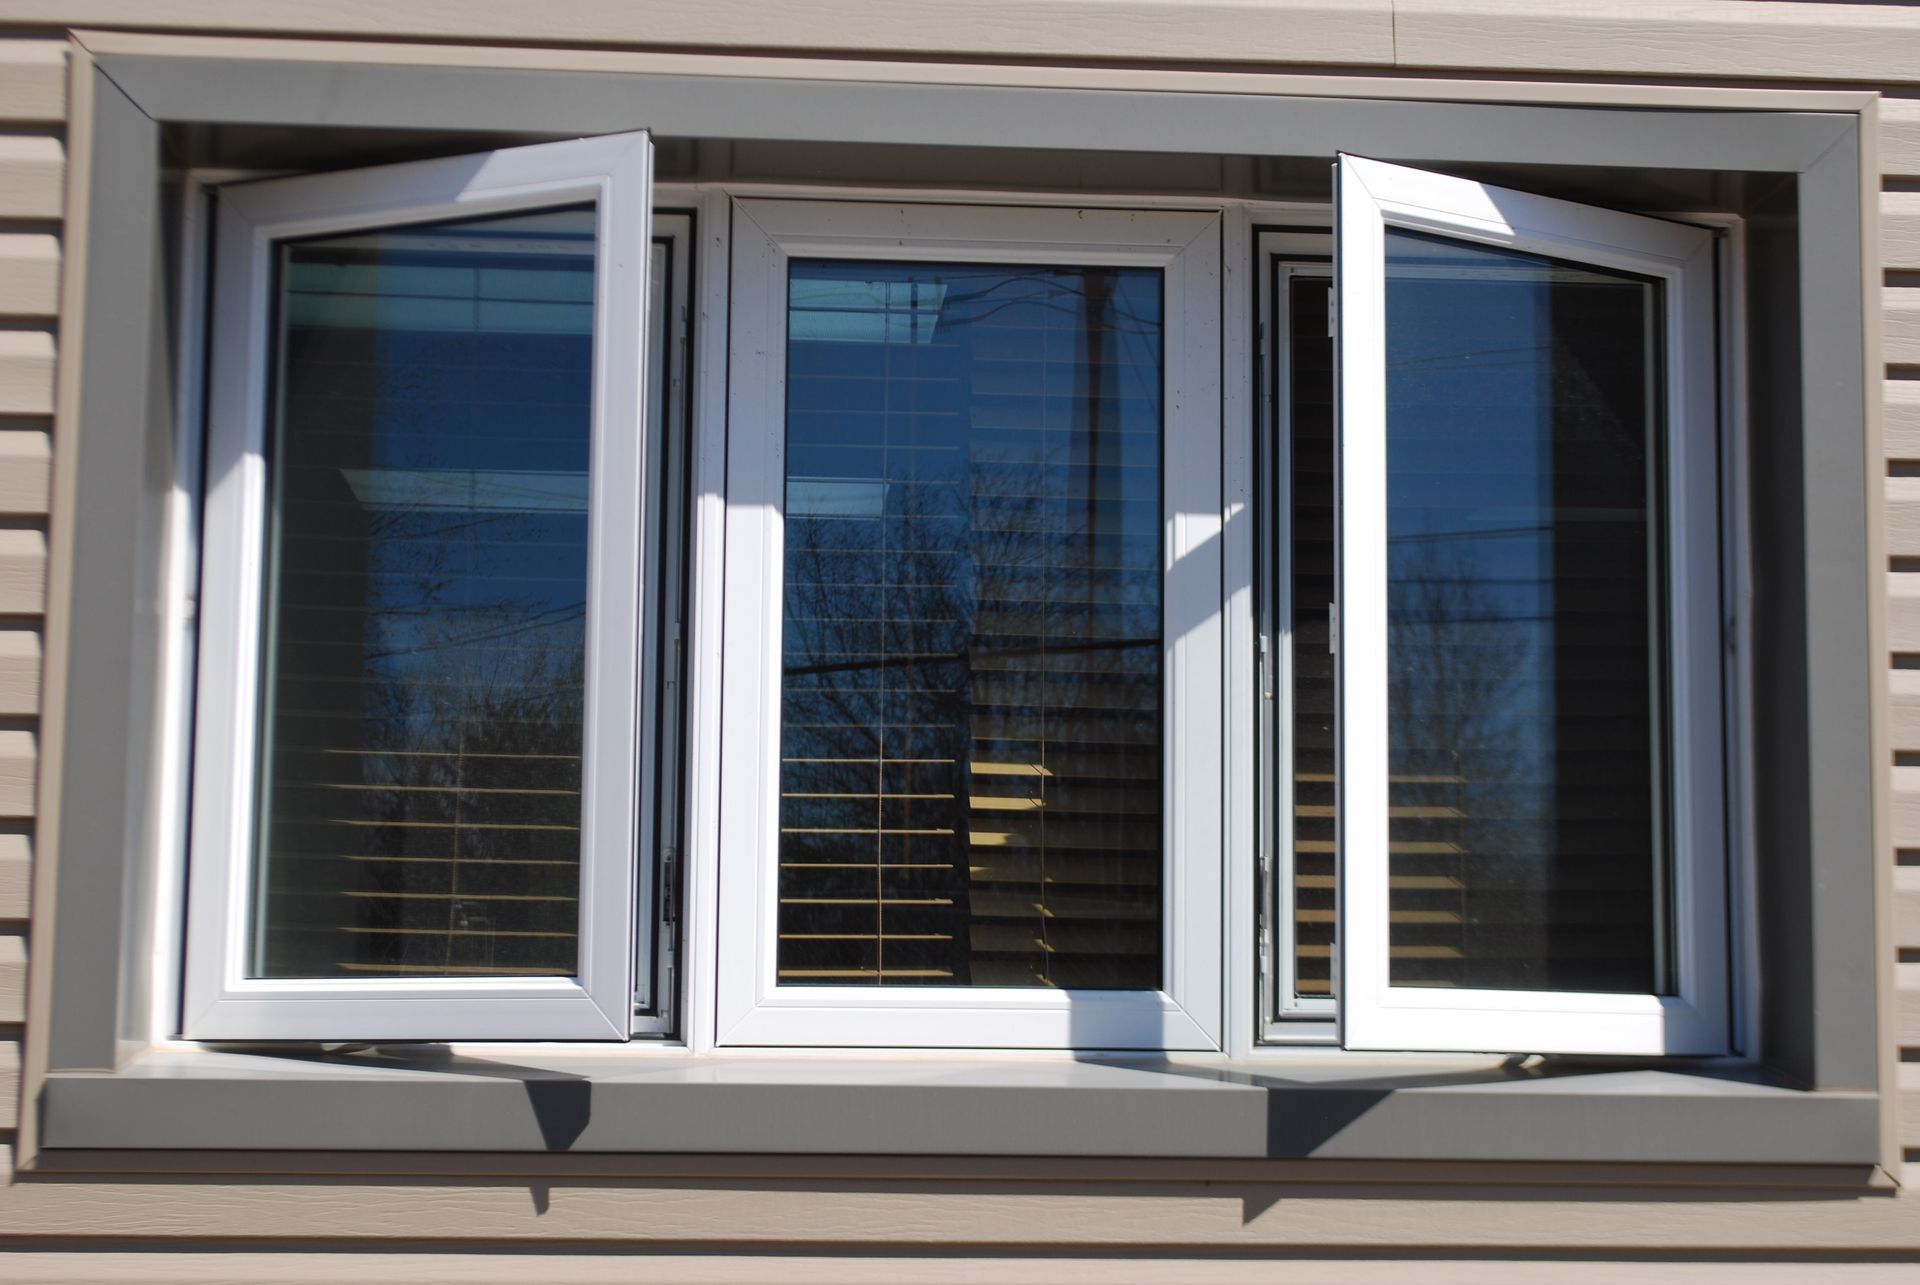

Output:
xmin=660 ymin=845 xmax=679 ymax=926
xmin=1328 ymin=600 xmax=1338 ymax=655
xmin=1327 ymin=290 xmax=1338 ymax=340
xmin=1254 ymin=853 xmax=1270 ymax=939
xmin=1258 ymin=631 xmax=1273 ymax=700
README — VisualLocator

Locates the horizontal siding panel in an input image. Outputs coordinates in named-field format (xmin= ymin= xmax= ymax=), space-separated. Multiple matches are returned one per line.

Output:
xmin=0 ymin=730 xmax=33 ymax=821
xmin=0 ymin=234 xmax=58 ymax=319
xmin=0 ymin=934 xmax=22 ymax=1024
xmin=1889 ymin=191 xmax=1920 ymax=274
xmin=0 ymin=2 xmax=1395 ymax=66
xmin=0 ymin=527 xmax=45 ymax=617
xmin=1905 ymin=1061 xmax=1920 ymax=1150
xmin=2 ymin=1252 xmax=1920 ymax=1284
xmin=1884 ymin=476 xmax=1920 ymax=557
xmin=1890 ymin=289 xmax=1920 ymax=369
xmin=0 ymin=830 xmax=26 ymax=919
xmin=0 ymin=1037 xmax=14 ymax=1132
xmin=0 ymin=426 xmax=51 ymax=516
xmin=1394 ymin=1 xmax=1920 ymax=83
xmin=1903 ymin=962 xmax=1920 ymax=1050
xmin=1885 ymin=98 xmax=1920 ymax=181
xmin=7 ymin=1162 xmax=1920 ymax=1248
xmin=1897 ymin=866 xmax=1920 ymax=950
xmin=0 ymin=628 xmax=41 ymax=717
xmin=0 ymin=332 xmax=53 ymax=417
xmin=0 ymin=41 xmax=64 ymax=124
xmin=1890 ymin=382 xmax=1920 ymax=460
xmin=0 ymin=733 xmax=32 ymax=830
xmin=1891 ymin=765 xmax=1920 ymax=850
xmin=0 ymin=134 xmax=61 ymax=221
xmin=1891 ymin=669 xmax=1920 ymax=749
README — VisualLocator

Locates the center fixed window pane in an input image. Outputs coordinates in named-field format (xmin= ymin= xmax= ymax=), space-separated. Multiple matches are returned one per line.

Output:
xmin=778 ymin=260 xmax=1165 ymax=988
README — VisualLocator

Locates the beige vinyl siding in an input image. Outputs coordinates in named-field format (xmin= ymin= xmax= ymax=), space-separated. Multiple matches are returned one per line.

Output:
xmin=0 ymin=1257 xmax=1916 ymax=1285
xmin=0 ymin=32 xmax=56 ymax=1195
xmin=1880 ymin=42 xmax=1920 ymax=1185
xmin=4 ymin=4 xmax=1920 ymax=1276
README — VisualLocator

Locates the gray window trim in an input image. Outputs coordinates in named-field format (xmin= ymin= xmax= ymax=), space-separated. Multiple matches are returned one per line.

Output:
xmin=30 ymin=50 xmax=1882 ymax=1166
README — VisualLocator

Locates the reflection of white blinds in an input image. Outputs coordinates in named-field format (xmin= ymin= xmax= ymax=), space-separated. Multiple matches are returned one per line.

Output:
xmin=778 ymin=260 xmax=1164 ymax=989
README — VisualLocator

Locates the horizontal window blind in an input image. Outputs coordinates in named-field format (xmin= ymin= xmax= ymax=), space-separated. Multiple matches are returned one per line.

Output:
xmin=251 ymin=206 xmax=597 ymax=980
xmin=1286 ymin=274 xmax=1337 ymax=999
xmin=778 ymin=261 xmax=1165 ymax=989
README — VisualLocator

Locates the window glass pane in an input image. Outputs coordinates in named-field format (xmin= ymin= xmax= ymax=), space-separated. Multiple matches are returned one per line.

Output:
xmin=779 ymin=260 xmax=1164 ymax=988
xmin=1286 ymin=274 xmax=1336 ymax=1001
xmin=1384 ymin=229 xmax=1667 ymax=995
xmin=251 ymin=206 xmax=596 ymax=979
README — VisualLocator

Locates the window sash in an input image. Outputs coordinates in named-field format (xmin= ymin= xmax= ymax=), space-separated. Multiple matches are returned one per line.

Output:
xmin=181 ymin=132 xmax=656 ymax=1041
xmin=1332 ymin=155 xmax=1730 ymax=1056
xmin=714 ymin=198 xmax=1225 ymax=1050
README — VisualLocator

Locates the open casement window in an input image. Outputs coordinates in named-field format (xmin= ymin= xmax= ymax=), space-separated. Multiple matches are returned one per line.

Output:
xmin=1333 ymin=156 xmax=1730 ymax=1056
xmin=716 ymin=199 xmax=1224 ymax=1049
xmin=183 ymin=132 xmax=656 ymax=1040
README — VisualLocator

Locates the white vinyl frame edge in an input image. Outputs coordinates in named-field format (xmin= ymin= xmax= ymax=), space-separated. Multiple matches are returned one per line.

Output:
xmin=1333 ymin=155 xmax=1731 ymax=1056
xmin=180 ymin=132 xmax=658 ymax=1041
xmin=713 ymin=197 xmax=1226 ymax=1049
xmin=631 ymin=206 xmax=698 ymax=1037
xmin=1255 ymin=233 xmax=1341 ymax=1041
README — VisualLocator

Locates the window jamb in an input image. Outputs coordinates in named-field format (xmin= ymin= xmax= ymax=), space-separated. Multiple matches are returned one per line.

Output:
xmin=1255 ymin=231 xmax=1340 ymax=1039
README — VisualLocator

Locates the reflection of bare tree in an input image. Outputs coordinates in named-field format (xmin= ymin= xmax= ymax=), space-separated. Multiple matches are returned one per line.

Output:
xmin=260 ymin=331 xmax=593 ymax=978
xmin=355 ymin=588 xmax=586 ymax=976
xmin=1387 ymin=537 xmax=1534 ymax=988
xmin=776 ymin=263 xmax=1163 ymax=990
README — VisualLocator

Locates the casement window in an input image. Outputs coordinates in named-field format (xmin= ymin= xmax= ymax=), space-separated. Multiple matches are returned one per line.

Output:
xmin=183 ymin=133 xmax=667 ymax=1039
xmin=177 ymin=132 xmax=1735 ymax=1056
xmin=1303 ymin=158 xmax=1728 ymax=1055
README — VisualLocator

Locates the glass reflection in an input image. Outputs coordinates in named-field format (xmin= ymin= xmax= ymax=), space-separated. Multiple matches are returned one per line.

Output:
xmin=251 ymin=206 xmax=596 ymax=980
xmin=1285 ymin=275 xmax=1337 ymax=1000
xmin=1384 ymin=229 xmax=1667 ymax=995
xmin=779 ymin=260 xmax=1164 ymax=988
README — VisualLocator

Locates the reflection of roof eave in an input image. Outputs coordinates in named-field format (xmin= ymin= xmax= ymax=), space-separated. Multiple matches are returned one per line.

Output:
xmin=340 ymin=467 xmax=588 ymax=513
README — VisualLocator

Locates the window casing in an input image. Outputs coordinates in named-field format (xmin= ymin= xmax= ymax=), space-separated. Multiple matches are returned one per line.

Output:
xmin=35 ymin=49 xmax=1889 ymax=1165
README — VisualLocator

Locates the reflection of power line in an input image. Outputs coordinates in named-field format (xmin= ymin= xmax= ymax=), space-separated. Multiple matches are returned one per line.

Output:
xmin=783 ymin=635 xmax=1155 ymax=679
xmin=1389 ymin=524 xmax=1557 ymax=544
xmin=365 ymin=599 xmax=585 ymax=661
xmin=1391 ymin=613 xmax=1560 ymax=625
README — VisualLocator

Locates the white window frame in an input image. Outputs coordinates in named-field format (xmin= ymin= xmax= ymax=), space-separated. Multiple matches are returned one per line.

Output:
xmin=714 ymin=197 xmax=1225 ymax=1050
xmin=181 ymin=131 xmax=657 ymax=1041
xmin=1253 ymin=231 xmax=1340 ymax=1040
xmin=1333 ymin=155 xmax=1730 ymax=1056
